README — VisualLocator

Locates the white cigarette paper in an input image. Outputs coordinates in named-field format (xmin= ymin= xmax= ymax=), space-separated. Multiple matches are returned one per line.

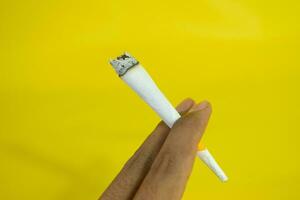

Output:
xmin=109 ymin=52 xmax=228 ymax=182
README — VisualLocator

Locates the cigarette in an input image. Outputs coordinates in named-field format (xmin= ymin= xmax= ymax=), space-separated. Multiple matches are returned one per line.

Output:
xmin=109 ymin=52 xmax=228 ymax=182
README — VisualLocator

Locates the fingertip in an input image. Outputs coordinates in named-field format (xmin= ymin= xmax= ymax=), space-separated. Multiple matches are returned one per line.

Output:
xmin=176 ymin=98 xmax=195 ymax=114
xmin=191 ymin=100 xmax=211 ymax=112
xmin=184 ymin=97 xmax=195 ymax=104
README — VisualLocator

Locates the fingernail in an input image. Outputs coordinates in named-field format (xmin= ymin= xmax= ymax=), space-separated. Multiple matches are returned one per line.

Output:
xmin=176 ymin=98 xmax=195 ymax=113
xmin=193 ymin=101 xmax=209 ymax=111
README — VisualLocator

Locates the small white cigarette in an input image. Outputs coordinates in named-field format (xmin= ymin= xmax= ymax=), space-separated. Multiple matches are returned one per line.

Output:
xmin=109 ymin=52 xmax=228 ymax=182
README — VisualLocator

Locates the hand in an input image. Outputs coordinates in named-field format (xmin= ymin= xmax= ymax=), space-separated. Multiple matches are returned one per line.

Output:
xmin=100 ymin=98 xmax=212 ymax=200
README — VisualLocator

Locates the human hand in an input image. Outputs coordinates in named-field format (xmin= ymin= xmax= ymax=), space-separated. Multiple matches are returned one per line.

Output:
xmin=100 ymin=98 xmax=212 ymax=200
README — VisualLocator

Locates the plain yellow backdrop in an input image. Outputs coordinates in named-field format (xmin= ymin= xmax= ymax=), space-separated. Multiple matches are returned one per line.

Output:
xmin=1 ymin=0 xmax=299 ymax=199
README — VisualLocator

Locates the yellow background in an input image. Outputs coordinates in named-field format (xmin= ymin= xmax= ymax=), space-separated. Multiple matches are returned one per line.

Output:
xmin=1 ymin=0 xmax=299 ymax=199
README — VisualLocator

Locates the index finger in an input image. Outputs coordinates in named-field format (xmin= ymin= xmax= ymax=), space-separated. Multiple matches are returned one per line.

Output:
xmin=100 ymin=98 xmax=195 ymax=200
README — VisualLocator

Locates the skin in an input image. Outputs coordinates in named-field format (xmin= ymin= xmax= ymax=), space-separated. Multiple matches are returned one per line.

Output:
xmin=100 ymin=98 xmax=212 ymax=200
